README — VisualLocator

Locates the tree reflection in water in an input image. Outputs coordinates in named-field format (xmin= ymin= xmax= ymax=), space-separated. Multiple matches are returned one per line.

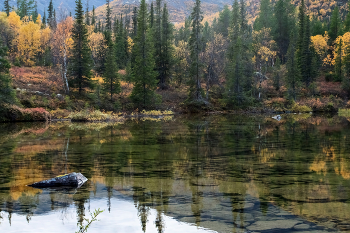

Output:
xmin=0 ymin=115 xmax=350 ymax=232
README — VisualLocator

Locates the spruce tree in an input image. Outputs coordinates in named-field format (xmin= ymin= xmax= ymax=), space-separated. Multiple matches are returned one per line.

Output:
xmin=216 ymin=5 xmax=231 ymax=38
xmin=130 ymin=0 xmax=159 ymax=109
xmin=296 ymin=0 xmax=305 ymax=66
xmin=132 ymin=7 xmax=138 ymax=38
xmin=273 ymin=57 xmax=281 ymax=91
xmin=188 ymin=0 xmax=205 ymax=103
xmin=85 ymin=1 xmax=90 ymax=25
xmin=160 ymin=3 xmax=174 ymax=89
xmin=47 ymin=0 xmax=54 ymax=28
xmin=32 ymin=2 xmax=38 ymax=22
xmin=343 ymin=40 xmax=350 ymax=95
xmin=226 ymin=0 xmax=253 ymax=106
xmin=0 ymin=38 xmax=17 ymax=121
xmin=149 ymin=2 xmax=154 ymax=28
xmin=17 ymin=0 xmax=35 ymax=18
xmin=115 ymin=15 xmax=128 ymax=69
xmin=254 ymin=0 xmax=273 ymax=31
xmin=154 ymin=0 xmax=163 ymax=87
xmin=329 ymin=6 xmax=341 ymax=44
xmin=345 ymin=3 xmax=350 ymax=32
xmin=103 ymin=31 xmax=120 ymax=101
xmin=273 ymin=0 xmax=295 ymax=62
xmin=91 ymin=6 xmax=96 ymax=27
xmin=42 ymin=10 xmax=46 ymax=28
xmin=70 ymin=0 xmax=93 ymax=95
xmin=106 ymin=0 xmax=112 ymax=31
xmin=335 ymin=39 xmax=343 ymax=82
xmin=226 ymin=0 xmax=241 ymax=105
xmin=285 ymin=37 xmax=300 ymax=101
xmin=4 ymin=0 xmax=10 ymax=16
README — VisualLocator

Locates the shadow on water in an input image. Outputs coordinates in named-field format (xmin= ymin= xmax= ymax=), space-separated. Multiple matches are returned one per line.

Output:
xmin=0 ymin=114 xmax=350 ymax=232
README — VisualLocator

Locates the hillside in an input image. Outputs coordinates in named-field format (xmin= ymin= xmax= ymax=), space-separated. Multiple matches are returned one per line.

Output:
xmin=0 ymin=0 xmax=107 ymax=16
xmin=94 ymin=0 xmax=232 ymax=24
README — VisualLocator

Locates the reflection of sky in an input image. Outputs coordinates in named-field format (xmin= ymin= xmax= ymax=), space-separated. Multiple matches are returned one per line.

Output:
xmin=0 ymin=198 xmax=216 ymax=233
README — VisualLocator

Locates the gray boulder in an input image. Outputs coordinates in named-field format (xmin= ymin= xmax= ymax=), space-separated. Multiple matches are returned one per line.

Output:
xmin=29 ymin=172 xmax=88 ymax=188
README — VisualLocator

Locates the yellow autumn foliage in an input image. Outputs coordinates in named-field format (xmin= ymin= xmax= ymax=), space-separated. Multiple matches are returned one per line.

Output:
xmin=324 ymin=32 xmax=350 ymax=67
xmin=311 ymin=33 xmax=328 ymax=58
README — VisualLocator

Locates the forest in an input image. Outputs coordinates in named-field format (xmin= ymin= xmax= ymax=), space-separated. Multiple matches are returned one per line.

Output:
xmin=1 ymin=0 xmax=350 ymax=121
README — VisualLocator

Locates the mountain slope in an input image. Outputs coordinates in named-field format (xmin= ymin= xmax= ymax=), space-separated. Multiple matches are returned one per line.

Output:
xmin=0 ymin=0 xmax=107 ymax=17
xmin=94 ymin=0 xmax=233 ymax=24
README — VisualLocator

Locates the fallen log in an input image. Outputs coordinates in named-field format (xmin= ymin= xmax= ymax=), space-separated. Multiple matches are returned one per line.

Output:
xmin=28 ymin=172 xmax=88 ymax=188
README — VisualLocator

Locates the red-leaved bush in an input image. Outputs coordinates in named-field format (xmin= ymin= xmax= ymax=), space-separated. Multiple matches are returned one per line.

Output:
xmin=2 ymin=105 xmax=51 ymax=122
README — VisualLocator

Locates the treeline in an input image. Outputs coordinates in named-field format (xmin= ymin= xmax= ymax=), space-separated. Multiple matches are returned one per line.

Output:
xmin=2 ymin=0 xmax=350 ymax=112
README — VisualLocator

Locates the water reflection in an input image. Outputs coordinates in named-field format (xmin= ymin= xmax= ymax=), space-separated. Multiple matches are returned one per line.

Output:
xmin=0 ymin=115 xmax=350 ymax=232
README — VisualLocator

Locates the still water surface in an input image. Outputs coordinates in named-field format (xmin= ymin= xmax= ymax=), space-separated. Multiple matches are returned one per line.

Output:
xmin=0 ymin=114 xmax=350 ymax=232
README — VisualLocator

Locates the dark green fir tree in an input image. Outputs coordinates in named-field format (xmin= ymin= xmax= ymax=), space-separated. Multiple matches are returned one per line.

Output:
xmin=4 ymin=0 xmax=10 ymax=16
xmin=285 ymin=37 xmax=301 ymax=101
xmin=130 ymin=0 xmax=159 ymax=109
xmin=70 ymin=0 xmax=93 ymax=95
xmin=103 ymin=32 xmax=121 ymax=101
xmin=0 ymin=38 xmax=17 ymax=118
xmin=187 ymin=0 xmax=205 ymax=104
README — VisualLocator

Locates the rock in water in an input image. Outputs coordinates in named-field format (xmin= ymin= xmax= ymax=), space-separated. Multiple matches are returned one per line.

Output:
xmin=29 ymin=173 xmax=88 ymax=188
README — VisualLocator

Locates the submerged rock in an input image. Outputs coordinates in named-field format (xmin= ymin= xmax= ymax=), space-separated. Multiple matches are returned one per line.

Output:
xmin=29 ymin=172 xmax=88 ymax=188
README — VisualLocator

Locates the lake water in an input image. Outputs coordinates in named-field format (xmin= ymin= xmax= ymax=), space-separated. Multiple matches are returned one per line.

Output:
xmin=1 ymin=114 xmax=350 ymax=233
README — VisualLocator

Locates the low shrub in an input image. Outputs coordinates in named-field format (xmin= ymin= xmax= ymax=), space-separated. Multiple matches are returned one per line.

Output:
xmin=1 ymin=105 xmax=51 ymax=122
xmin=291 ymin=103 xmax=312 ymax=113
xmin=68 ymin=110 xmax=124 ymax=122
xmin=339 ymin=108 xmax=350 ymax=117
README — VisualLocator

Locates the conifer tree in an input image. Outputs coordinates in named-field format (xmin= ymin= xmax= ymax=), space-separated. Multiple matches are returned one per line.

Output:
xmin=345 ymin=3 xmax=350 ymax=32
xmin=216 ymin=5 xmax=230 ymax=38
xmin=132 ymin=7 xmax=138 ymax=38
xmin=303 ymin=16 xmax=316 ymax=87
xmin=273 ymin=0 xmax=295 ymax=62
xmin=103 ymin=30 xmax=120 ymax=101
xmin=273 ymin=57 xmax=281 ymax=91
xmin=17 ymin=0 xmax=35 ymax=18
xmin=188 ymin=0 xmax=205 ymax=103
xmin=160 ymin=3 xmax=174 ymax=89
xmin=285 ymin=37 xmax=300 ymax=101
xmin=47 ymin=0 xmax=54 ymax=28
xmin=85 ymin=1 xmax=90 ymax=25
xmin=91 ymin=6 xmax=96 ymax=26
xmin=106 ymin=0 xmax=112 ymax=31
xmin=4 ymin=0 xmax=10 ymax=16
xmin=149 ymin=2 xmax=154 ymax=28
xmin=70 ymin=0 xmax=93 ymax=95
xmin=329 ymin=6 xmax=341 ymax=45
xmin=0 ymin=37 xmax=16 ymax=115
xmin=42 ymin=10 xmax=46 ymax=28
xmin=296 ymin=0 xmax=305 ymax=66
xmin=254 ymin=0 xmax=273 ymax=31
xmin=335 ymin=39 xmax=343 ymax=82
xmin=154 ymin=0 xmax=163 ymax=87
xmin=226 ymin=0 xmax=253 ymax=105
xmin=130 ymin=0 xmax=159 ymax=109
xmin=32 ymin=1 xmax=38 ymax=22
xmin=343 ymin=41 xmax=350 ymax=95
xmin=115 ymin=15 xmax=128 ymax=69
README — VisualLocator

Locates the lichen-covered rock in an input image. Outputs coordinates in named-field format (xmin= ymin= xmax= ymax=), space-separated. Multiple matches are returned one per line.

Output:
xmin=29 ymin=173 xmax=88 ymax=188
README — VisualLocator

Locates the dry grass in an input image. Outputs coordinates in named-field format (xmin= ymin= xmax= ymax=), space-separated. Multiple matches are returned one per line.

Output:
xmin=68 ymin=110 xmax=124 ymax=122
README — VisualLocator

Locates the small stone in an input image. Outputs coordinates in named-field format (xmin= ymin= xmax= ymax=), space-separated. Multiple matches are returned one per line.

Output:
xmin=294 ymin=224 xmax=310 ymax=230
xmin=247 ymin=220 xmax=301 ymax=231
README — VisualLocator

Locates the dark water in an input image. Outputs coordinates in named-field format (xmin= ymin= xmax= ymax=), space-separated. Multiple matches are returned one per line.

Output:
xmin=1 ymin=114 xmax=350 ymax=233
